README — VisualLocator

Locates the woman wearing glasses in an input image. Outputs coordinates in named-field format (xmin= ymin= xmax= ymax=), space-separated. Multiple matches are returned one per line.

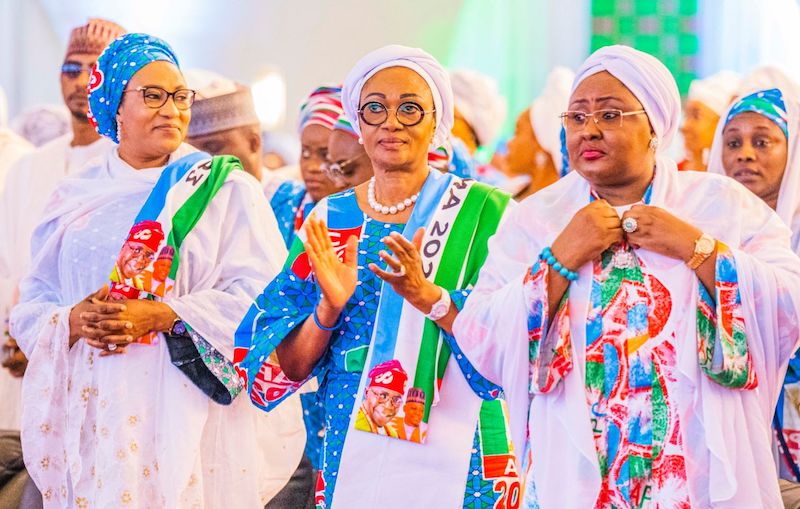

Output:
xmin=453 ymin=45 xmax=800 ymax=508
xmin=270 ymin=86 xmax=347 ymax=248
xmin=705 ymin=86 xmax=800 ymax=506
xmin=235 ymin=45 xmax=518 ymax=508
xmin=322 ymin=113 xmax=372 ymax=190
xmin=11 ymin=33 xmax=291 ymax=507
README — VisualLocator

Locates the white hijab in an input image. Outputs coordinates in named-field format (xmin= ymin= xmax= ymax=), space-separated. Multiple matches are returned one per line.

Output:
xmin=738 ymin=65 xmax=800 ymax=100
xmin=342 ymin=44 xmax=454 ymax=149
xmin=687 ymin=70 xmax=742 ymax=116
xmin=449 ymin=68 xmax=506 ymax=147
xmin=529 ymin=66 xmax=574 ymax=175
xmin=707 ymin=87 xmax=800 ymax=253
xmin=455 ymin=45 xmax=800 ymax=507
xmin=572 ymin=44 xmax=681 ymax=153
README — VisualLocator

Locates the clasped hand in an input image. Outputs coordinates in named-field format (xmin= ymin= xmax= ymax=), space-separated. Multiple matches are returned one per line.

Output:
xmin=551 ymin=200 xmax=701 ymax=271
xmin=68 ymin=285 xmax=176 ymax=356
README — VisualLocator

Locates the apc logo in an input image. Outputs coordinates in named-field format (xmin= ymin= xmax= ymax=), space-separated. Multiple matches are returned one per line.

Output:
xmin=373 ymin=372 xmax=394 ymax=384
xmin=132 ymin=229 xmax=152 ymax=241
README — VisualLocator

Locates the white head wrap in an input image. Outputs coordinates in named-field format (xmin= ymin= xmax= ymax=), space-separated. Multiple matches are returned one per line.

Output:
xmin=707 ymin=88 xmax=800 ymax=252
xmin=737 ymin=65 xmax=800 ymax=100
xmin=449 ymin=68 xmax=506 ymax=147
xmin=530 ymin=66 xmax=574 ymax=174
xmin=11 ymin=104 xmax=70 ymax=147
xmin=342 ymin=45 xmax=454 ymax=149
xmin=572 ymin=45 xmax=681 ymax=152
xmin=687 ymin=71 xmax=742 ymax=116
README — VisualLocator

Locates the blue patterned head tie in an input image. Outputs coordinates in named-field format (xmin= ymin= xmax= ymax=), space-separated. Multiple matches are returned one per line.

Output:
xmin=333 ymin=113 xmax=358 ymax=139
xmin=87 ymin=33 xmax=180 ymax=143
xmin=725 ymin=88 xmax=789 ymax=140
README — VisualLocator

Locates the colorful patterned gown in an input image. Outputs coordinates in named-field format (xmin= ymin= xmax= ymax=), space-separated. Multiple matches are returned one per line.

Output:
xmin=270 ymin=180 xmax=314 ymax=249
xmin=236 ymin=187 xmax=520 ymax=509
xmin=524 ymin=239 xmax=753 ymax=509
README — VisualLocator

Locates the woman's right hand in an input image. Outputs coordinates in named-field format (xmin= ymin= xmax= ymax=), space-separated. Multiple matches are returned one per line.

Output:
xmin=68 ymin=285 xmax=127 ymax=350
xmin=550 ymin=199 xmax=623 ymax=271
xmin=304 ymin=216 xmax=358 ymax=313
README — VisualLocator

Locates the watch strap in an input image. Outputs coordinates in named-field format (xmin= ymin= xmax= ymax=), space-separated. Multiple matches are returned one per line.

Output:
xmin=424 ymin=286 xmax=451 ymax=321
xmin=686 ymin=234 xmax=715 ymax=270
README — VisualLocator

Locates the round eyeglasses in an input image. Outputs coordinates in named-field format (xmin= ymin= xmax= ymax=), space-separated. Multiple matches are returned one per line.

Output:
xmin=123 ymin=86 xmax=196 ymax=110
xmin=358 ymin=101 xmax=435 ymax=127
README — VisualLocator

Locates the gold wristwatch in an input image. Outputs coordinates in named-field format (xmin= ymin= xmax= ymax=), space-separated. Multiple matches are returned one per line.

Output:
xmin=686 ymin=233 xmax=716 ymax=270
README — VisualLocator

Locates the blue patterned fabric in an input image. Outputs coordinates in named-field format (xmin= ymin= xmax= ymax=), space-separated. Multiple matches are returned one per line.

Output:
xmin=725 ymin=88 xmax=789 ymax=139
xmin=299 ymin=391 xmax=325 ymax=470
xmin=775 ymin=351 xmax=800 ymax=481
xmin=463 ymin=433 xmax=503 ymax=508
xmin=88 ymin=33 xmax=180 ymax=143
xmin=450 ymin=138 xmax=478 ymax=179
xmin=270 ymin=180 xmax=312 ymax=248
xmin=239 ymin=191 xmax=508 ymax=507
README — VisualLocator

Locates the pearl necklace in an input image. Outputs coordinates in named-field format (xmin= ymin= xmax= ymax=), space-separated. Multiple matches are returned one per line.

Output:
xmin=367 ymin=177 xmax=419 ymax=215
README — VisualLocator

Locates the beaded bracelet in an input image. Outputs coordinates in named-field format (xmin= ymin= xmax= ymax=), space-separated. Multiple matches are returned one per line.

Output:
xmin=539 ymin=246 xmax=579 ymax=281
xmin=313 ymin=305 xmax=344 ymax=331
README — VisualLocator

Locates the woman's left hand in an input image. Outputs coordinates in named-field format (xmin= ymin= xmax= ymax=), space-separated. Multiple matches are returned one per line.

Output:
xmin=369 ymin=228 xmax=441 ymax=314
xmin=621 ymin=205 xmax=702 ymax=262
xmin=81 ymin=300 xmax=177 ymax=356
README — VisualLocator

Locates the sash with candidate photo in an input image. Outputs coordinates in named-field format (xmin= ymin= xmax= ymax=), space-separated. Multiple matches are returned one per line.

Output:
xmin=350 ymin=171 xmax=510 ymax=444
xmin=108 ymin=152 xmax=239 ymax=344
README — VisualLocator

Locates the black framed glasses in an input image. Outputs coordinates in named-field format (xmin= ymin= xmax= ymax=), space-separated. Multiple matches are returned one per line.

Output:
xmin=321 ymin=153 xmax=367 ymax=181
xmin=358 ymin=101 xmax=435 ymax=127
xmin=61 ymin=61 xmax=94 ymax=78
xmin=123 ymin=86 xmax=196 ymax=110
xmin=560 ymin=109 xmax=646 ymax=130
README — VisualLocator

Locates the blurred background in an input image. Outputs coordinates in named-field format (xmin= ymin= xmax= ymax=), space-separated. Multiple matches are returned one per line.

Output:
xmin=3 ymin=0 xmax=800 ymax=141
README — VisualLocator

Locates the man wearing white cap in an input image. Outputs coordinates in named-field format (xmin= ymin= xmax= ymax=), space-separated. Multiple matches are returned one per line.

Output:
xmin=679 ymin=70 xmax=741 ymax=171
xmin=186 ymin=71 xmax=292 ymax=199
xmin=186 ymin=71 xmax=313 ymax=508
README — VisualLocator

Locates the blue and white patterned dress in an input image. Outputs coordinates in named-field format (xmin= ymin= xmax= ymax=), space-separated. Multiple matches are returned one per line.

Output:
xmin=237 ymin=188 xmax=520 ymax=508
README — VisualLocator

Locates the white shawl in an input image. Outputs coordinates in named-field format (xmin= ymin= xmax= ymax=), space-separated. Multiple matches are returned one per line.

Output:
xmin=10 ymin=145 xmax=303 ymax=508
xmin=454 ymin=161 xmax=800 ymax=508
xmin=707 ymin=88 xmax=800 ymax=254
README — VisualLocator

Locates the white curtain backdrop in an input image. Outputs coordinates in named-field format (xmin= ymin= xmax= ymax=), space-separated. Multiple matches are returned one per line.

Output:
xmin=698 ymin=0 xmax=800 ymax=81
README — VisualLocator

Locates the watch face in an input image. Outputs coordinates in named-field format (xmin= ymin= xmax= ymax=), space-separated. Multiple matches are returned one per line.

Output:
xmin=697 ymin=235 xmax=715 ymax=254
xmin=173 ymin=321 xmax=186 ymax=335
xmin=430 ymin=302 xmax=448 ymax=320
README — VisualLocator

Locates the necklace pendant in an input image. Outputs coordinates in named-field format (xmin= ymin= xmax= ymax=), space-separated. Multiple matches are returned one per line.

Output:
xmin=612 ymin=249 xmax=636 ymax=269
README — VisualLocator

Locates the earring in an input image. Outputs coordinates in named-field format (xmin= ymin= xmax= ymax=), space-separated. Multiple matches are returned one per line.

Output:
xmin=648 ymin=137 xmax=659 ymax=150
xmin=358 ymin=137 xmax=364 ymax=145
xmin=534 ymin=152 xmax=548 ymax=167
xmin=116 ymin=119 xmax=123 ymax=142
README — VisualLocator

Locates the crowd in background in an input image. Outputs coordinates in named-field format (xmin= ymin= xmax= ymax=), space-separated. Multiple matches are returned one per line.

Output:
xmin=2 ymin=16 xmax=800 ymax=509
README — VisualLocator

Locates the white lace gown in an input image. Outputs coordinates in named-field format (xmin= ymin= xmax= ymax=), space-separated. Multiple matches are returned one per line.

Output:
xmin=11 ymin=145 xmax=304 ymax=508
